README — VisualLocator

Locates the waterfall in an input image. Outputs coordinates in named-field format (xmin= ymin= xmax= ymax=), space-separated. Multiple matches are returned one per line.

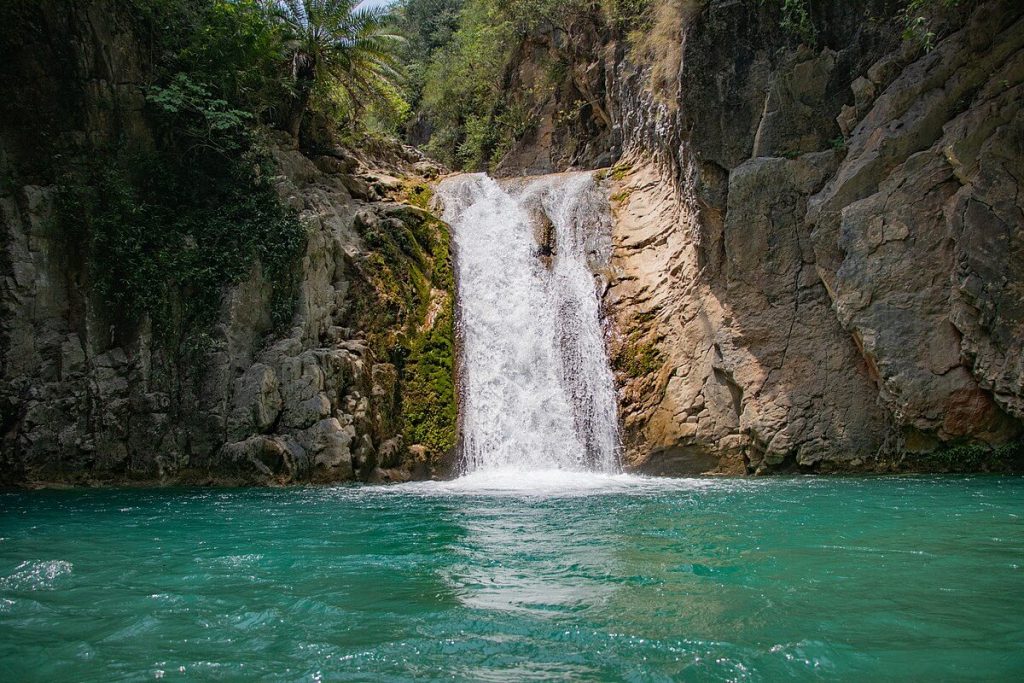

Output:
xmin=436 ymin=172 xmax=621 ymax=475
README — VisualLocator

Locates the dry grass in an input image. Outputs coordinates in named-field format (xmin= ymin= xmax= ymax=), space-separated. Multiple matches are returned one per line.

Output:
xmin=630 ymin=0 xmax=704 ymax=110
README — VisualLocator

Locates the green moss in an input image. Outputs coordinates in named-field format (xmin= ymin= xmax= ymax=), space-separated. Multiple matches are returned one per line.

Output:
xmin=402 ymin=181 xmax=435 ymax=210
xmin=350 ymin=202 xmax=458 ymax=458
xmin=351 ymin=208 xmax=435 ymax=356
xmin=611 ymin=188 xmax=634 ymax=204
xmin=610 ymin=163 xmax=632 ymax=182
xmin=400 ymin=224 xmax=457 ymax=456
xmin=615 ymin=333 xmax=663 ymax=379
xmin=633 ymin=308 xmax=659 ymax=324
xmin=919 ymin=440 xmax=1024 ymax=470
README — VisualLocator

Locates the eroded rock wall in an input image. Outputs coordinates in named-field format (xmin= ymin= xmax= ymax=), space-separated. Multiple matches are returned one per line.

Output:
xmin=606 ymin=0 xmax=1024 ymax=473
xmin=0 ymin=2 xmax=453 ymax=486
xmin=492 ymin=12 xmax=622 ymax=176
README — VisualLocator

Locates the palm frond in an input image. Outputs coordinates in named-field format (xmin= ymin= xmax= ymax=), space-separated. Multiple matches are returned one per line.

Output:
xmin=270 ymin=0 xmax=407 ymax=133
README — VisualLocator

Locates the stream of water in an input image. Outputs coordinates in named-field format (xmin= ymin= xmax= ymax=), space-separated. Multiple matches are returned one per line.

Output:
xmin=437 ymin=172 xmax=620 ymax=475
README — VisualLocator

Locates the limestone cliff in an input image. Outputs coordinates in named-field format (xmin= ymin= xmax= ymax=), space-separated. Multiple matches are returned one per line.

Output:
xmin=603 ymin=0 xmax=1024 ymax=473
xmin=0 ymin=2 xmax=455 ymax=486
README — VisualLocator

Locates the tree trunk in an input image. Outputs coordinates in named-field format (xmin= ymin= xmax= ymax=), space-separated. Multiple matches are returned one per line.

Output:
xmin=287 ymin=79 xmax=314 ymax=141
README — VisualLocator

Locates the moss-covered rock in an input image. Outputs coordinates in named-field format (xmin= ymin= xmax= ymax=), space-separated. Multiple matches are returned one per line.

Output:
xmin=350 ymin=198 xmax=457 ymax=472
xmin=400 ymin=220 xmax=457 ymax=460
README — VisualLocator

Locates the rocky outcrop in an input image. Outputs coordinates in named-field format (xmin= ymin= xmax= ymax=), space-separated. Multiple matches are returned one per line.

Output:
xmin=605 ymin=0 xmax=1024 ymax=473
xmin=492 ymin=11 xmax=622 ymax=176
xmin=2 ymin=141 xmax=451 ymax=486
xmin=4 ymin=0 xmax=1021 ymax=483
xmin=0 ymin=2 xmax=454 ymax=486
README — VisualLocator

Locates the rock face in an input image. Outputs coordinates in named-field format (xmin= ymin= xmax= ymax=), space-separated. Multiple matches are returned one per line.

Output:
xmin=0 ymin=2 xmax=454 ymax=486
xmin=3 ymin=0 xmax=1022 ymax=483
xmin=492 ymin=12 xmax=621 ymax=176
xmin=604 ymin=0 xmax=1024 ymax=473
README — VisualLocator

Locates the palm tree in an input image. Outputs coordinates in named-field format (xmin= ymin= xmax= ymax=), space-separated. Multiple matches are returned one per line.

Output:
xmin=269 ymin=0 xmax=405 ymax=139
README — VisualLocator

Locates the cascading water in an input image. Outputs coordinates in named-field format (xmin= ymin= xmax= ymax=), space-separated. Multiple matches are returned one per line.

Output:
xmin=436 ymin=172 xmax=621 ymax=475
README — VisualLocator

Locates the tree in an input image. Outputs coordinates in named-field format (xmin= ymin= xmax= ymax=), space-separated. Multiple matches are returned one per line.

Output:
xmin=268 ymin=0 xmax=406 ymax=139
xmin=393 ymin=0 xmax=466 ymax=107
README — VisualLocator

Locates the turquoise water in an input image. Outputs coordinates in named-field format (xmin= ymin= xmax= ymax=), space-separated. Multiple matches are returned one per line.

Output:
xmin=2 ymin=473 xmax=1022 ymax=681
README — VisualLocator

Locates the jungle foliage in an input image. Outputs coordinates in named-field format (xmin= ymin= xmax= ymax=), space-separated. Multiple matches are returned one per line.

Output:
xmin=404 ymin=0 xmax=653 ymax=170
xmin=52 ymin=0 xmax=311 ymax=353
xmin=271 ymin=1 xmax=407 ymax=138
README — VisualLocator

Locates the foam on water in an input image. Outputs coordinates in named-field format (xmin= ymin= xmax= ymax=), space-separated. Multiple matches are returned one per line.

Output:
xmin=0 ymin=560 xmax=73 ymax=591
xmin=437 ymin=172 xmax=621 ymax=479
xmin=391 ymin=468 xmax=713 ymax=497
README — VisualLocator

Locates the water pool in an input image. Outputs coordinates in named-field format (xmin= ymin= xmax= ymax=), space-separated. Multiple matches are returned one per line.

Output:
xmin=2 ymin=474 xmax=1022 ymax=680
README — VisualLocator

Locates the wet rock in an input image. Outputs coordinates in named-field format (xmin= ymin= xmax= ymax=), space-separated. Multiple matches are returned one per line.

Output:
xmin=531 ymin=209 xmax=557 ymax=266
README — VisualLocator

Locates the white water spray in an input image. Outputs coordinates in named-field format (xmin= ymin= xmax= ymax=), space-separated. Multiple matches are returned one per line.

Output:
xmin=436 ymin=172 xmax=621 ymax=475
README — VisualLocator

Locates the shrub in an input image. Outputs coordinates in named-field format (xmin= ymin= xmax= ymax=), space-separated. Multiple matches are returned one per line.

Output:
xmin=900 ymin=0 xmax=970 ymax=52
xmin=53 ymin=2 xmax=307 ymax=353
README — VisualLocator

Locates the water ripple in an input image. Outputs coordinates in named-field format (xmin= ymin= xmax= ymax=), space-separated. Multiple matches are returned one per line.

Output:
xmin=1 ymin=477 xmax=1022 ymax=680
xmin=0 ymin=560 xmax=73 ymax=591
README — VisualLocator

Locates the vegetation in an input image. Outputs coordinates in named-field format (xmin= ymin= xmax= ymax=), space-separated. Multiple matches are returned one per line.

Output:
xmin=163 ymin=0 xmax=291 ymax=122
xmin=416 ymin=0 xmax=514 ymax=168
xmin=126 ymin=0 xmax=411 ymax=138
xmin=348 ymin=201 xmax=457 ymax=457
xmin=400 ymin=221 xmax=458 ymax=456
xmin=40 ymin=0 xmax=460 ymax=458
xmin=758 ymin=0 xmax=974 ymax=53
xmin=610 ymin=187 xmax=634 ymax=204
xmin=626 ymin=0 xmax=696 ymax=108
xmin=608 ymin=162 xmax=632 ymax=181
xmin=400 ymin=178 xmax=436 ymax=210
xmin=777 ymin=0 xmax=815 ymax=45
xmin=900 ymin=0 xmax=971 ymax=51
xmin=911 ymin=439 xmax=1024 ymax=471
xmin=410 ymin=0 xmax=653 ymax=171
xmin=614 ymin=332 xmax=664 ymax=379
xmin=49 ymin=0 xmax=421 ymax=354
xmin=57 ymin=138 xmax=304 ymax=349
xmin=754 ymin=0 xmax=815 ymax=45
xmin=270 ymin=0 xmax=407 ymax=138
xmin=53 ymin=1 xmax=311 ymax=353
xmin=400 ymin=0 xmax=979 ymax=167
xmin=393 ymin=0 xmax=466 ymax=112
